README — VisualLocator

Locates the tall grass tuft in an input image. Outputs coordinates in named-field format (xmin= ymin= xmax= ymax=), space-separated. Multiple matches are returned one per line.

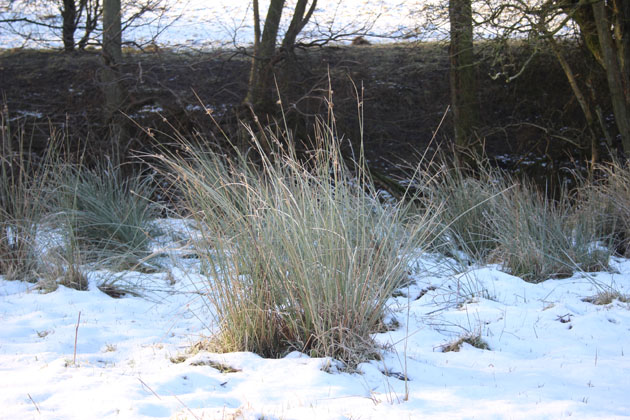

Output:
xmin=52 ymin=159 xmax=159 ymax=272
xmin=419 ymin=163 xmax=505 ymax=262
xmin=578 ymin=160 xmax=630 ymax=257
xmin=158 ymin=120 xmax=439 ymax=366
xmin=0 ymin=112 xmax=53 ymax=281
xmin=489 ymin=180 xmax=609 ymax=283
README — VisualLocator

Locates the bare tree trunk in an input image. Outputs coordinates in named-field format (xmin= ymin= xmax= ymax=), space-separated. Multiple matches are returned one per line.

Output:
xmin=546 ymin=33 xmax=600 ymax=162
xmin=592 ymin=0 xmax=630 ymax=153
xmin=103 ymin=0 xmax=121 ymax=65
xmin=613 ymin=0 xmax=629 ymax=90
xmin=281 ymin=0 xmax=317 ymax=53
xmin=246 ymin=0 xmax=262 ymax=107
xmin=102 ymin=0 xmax=126 ymax=160
xmin=240 ymin=0 xmax=317 ymax=154
xmin=78 ymin=0 xmax=100 ymax=50
xmin=61 ymin=0 xmax=78 ymax=51
xmin=278 ymin=0 xmax=317 ymax=114
xmin=449 ymin=0 xmax=477 ymax=167
xmin=244 ymin=0 xmax=285 ymax=116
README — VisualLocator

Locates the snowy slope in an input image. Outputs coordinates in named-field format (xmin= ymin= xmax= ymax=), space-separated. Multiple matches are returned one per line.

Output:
xmin=1 ymin=222 xmax=629 ymax=419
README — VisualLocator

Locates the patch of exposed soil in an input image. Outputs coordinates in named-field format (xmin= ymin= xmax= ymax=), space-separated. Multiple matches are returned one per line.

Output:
xmin=0 ymin=42 xmax=612 ymax=183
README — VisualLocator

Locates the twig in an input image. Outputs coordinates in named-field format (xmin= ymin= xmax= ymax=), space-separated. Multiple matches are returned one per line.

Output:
xmin=171 ymin=393 xmax=201 ymax=420
xmin=73 ymin=311 xmax=81 ymax=366
xmin=27 ymin=393 xmax=41 ymax=414
xmin=138 ymin=377 xmax=200 ymax=419
xmin=138 ymin=377 xmax=162 ymax=400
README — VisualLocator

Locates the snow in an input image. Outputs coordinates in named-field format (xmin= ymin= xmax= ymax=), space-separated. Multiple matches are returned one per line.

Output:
xmin=155 ymin=0 xmax=419 ymax=47
xmin=1 ymin=0 xmax=427 ymax=50
xmin=1 ymin=220 xmax=630 ymax=419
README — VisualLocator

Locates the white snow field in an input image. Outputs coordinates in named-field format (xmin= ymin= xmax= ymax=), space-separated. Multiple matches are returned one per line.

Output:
xmin=1 ymin=219 xmax=629 ymax=420
xmin=1 ymin=0 xmax=423 ymax=50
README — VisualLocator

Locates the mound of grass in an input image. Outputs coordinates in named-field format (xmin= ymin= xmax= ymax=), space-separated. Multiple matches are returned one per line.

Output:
xmin=420 ymin=163 xmax=506 ymax=262
xmin=0 ymin=116 xmax=54 ymax=281
xmin=159 ymin=120 xmax=439 ymax=367
xmin=578 ymin=160 xmax=630 ymax=257
xmin=582 ymin=290 xmax=629 ymax=305
xmin=490 ymin=180 xmax=609 ymax=283
xmin=52 ymin=160 xmax=159 ymax=272
xmin=441 ymin=333 xmax=490 ymax=352
xmin=416 ymin=155 xmax=614 ymax=283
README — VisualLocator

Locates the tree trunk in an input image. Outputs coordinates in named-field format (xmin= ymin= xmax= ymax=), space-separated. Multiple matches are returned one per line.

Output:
xmin=61 ymin=0 xmax=77 ymax=52
xmin=592 ymin=0 xmax=630 ymax=153
xmin=281 ymin=0 xmax=317 ymax=53
xmin=244 ymin=0 xmax=285 ymax=116
xmin=449 ymin=0 xmax=477 ymax=167
xmin=78 ymin=0 xmax=100 ymax=50
xmin=278 ymin=0 xmax=316 ymax=114
xmin=103 ymin=0 xmax=121 ymax=65
xmin=102 ymin=0 xmax=126 ymax=160
xmin=613 ymin=0 xmax=630 ymax=98
xmin=546 ymin=34 xmax=600 ymax=162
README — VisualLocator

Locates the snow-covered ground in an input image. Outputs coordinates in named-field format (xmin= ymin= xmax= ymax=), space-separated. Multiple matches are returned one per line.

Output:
xmin=1 ymin=219 xmax=629 ymax=419
xmin=156 ymin=0 xmax=420 ymax=48
xmin=1 ymin=0 xmax=426 ymax=50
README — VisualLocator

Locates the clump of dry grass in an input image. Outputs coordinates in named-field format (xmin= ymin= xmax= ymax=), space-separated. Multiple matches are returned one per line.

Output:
xmin=0 ymin=112 xmax=55 ymax=282
xmin=158 ymin=118 xmax=440 ymax=367
xmin=489 ymin=180 xmax=609 ymax=283
xmin=52 ymin=159 xmax=160 ymax=273
xmin=441 ymin=333 xmax=490 ymax=352
xmin=38 ymin=250 xmax=88 ymax=292
xmin=577 ymin=159 xmax=630 ymax=258
xmin=418 ymin=161 xmax=507 ymax=262
xmin=582 ymin=290 xmax=629 ymax=305
xmin=417 ymin=156 xmax=609 ymax=283
xmin=2 ymin=107 xmax=159 ymax=293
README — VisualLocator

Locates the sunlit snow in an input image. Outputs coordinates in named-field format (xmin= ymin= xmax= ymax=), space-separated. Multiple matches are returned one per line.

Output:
xmin=0 ymin=0 xmax=431 ymax=49
xmin=1 ymin=219 xmax=629 ymax=419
